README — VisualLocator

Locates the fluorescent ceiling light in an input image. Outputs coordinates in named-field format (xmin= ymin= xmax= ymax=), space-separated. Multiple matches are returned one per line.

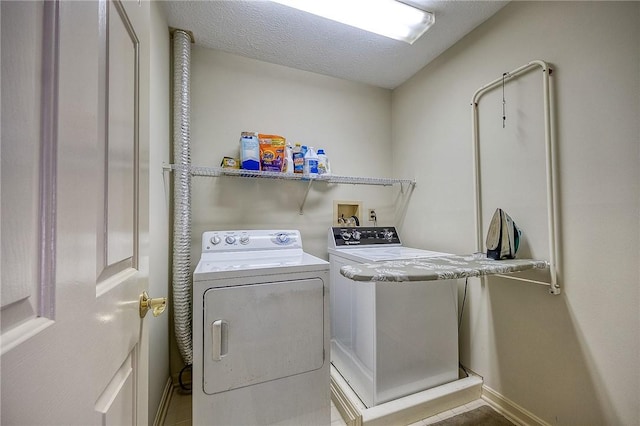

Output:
xmin=271 ymin=0 xmax=435 ymax=44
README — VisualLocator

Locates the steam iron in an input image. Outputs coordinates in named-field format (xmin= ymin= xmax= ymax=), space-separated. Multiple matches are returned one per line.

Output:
xmin=486 ymin=208 xmax=521 ymax=260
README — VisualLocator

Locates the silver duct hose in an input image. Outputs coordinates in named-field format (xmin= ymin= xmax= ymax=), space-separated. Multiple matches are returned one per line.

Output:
xmin=172 ymin=30 xmax=193 ymax=366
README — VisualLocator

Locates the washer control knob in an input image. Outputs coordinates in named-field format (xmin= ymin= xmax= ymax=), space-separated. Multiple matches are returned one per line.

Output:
xmin=383 ymin=230 xmax=394 ymax=241
xmin=276 ymin=233 xmax=289 ymax=244
xmin=352 ymin=230 xmax=361 ymax=240
xmin=210 ymin=235 xmax=221 ymax=245
xmin=225 ymin=235 xmax=236 ymax=245
xmin=341 ymin=232 xmax=351 ymax=241
xmin=240 ymin=235 xmax=250 ymax=245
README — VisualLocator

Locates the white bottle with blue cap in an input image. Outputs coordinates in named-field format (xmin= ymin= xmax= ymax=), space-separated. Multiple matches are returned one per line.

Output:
xmin=317 ymin=149 xmax=330 ymax=175
xmin=303 ymin=146 xmax=319 ymax=177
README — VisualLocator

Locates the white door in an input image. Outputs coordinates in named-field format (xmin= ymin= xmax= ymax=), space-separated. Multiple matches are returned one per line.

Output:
xmin=1 ymin=0 xmax=153 ymax=424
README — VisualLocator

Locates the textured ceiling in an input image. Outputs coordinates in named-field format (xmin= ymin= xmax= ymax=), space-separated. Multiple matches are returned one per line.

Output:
xmin=163 ymin=1 xmax=508 ymax=89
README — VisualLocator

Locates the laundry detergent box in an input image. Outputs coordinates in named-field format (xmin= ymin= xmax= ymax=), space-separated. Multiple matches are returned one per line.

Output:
xmin=239 ymin=131 xmax=260 ymax=170
xmin=258 ymin=134 xmax=286 ymax=172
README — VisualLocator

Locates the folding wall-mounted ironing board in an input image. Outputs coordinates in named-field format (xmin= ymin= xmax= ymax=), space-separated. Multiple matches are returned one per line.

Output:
xmin=339 ymin=60 xmax=561 ymax=295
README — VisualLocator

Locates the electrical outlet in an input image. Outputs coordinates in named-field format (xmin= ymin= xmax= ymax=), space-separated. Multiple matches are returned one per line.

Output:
xmin=368 ymin=209 xmax=376 ymax=221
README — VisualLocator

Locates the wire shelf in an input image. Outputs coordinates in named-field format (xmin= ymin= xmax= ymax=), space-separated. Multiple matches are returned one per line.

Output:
xmin=168 ymin=164 xmax=416 ymax=187
xmin=165 ymin=164 xmax=415 ymax=215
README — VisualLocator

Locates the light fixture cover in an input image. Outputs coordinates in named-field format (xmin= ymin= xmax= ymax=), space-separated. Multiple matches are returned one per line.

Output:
xmin=271 ymin=0 xmax=435 ymax=44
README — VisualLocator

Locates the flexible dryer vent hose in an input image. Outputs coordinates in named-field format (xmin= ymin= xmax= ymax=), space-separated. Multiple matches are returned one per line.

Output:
xmin=172 ymin=29 xmax=193 ymax=366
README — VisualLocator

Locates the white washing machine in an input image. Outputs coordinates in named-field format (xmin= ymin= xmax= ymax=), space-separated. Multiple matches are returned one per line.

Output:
xmin=193 ymin=230 xmax=330 ymax=426
xmin=327 ymin=226 xmax=459 ymax=408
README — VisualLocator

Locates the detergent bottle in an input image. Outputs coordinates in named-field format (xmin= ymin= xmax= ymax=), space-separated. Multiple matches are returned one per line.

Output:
xmin=292 ymin=143 xmax=305 ymax=174
xmin=303 ymin=146 xmax=319 ymax=177
xmin=317 ymin=149 xmax=331 ymax=175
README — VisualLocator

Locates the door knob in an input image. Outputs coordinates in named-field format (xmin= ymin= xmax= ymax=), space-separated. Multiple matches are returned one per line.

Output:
xmin=139 ymin=291 xmax=167 ymax=318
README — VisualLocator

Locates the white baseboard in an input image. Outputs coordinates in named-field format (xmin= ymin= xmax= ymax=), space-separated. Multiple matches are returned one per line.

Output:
xmin=482 ymin=385 xmax=551 ymax=426
xmin=331 ymin=367 xmax=364 ymax=426
xmin=153 ymin=377 xmax=174 ymax=426
xmin=331 ymin=365 xmax=483 ymax=426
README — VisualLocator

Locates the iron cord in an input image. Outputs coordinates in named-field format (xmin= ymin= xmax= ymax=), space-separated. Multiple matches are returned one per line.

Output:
xmin=458 ymin=278 xmax=470 ymax=378
xmin=458 ymin=278 xmax=468 ymax=331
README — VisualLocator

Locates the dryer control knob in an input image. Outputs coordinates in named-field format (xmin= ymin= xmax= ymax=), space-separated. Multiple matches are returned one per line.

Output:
xmin=240 ymin=235 xmax=250 ymax=245
xmin=276 ymin=233 xmax=289 ymax=244
xmin=225 ymin=235 xmax=236 ymax=245
xmin=210 ymin=235 xmax=221 ymax=245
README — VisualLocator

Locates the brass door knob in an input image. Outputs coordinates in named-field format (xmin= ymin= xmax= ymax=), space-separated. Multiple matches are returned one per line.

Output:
xmin=139 ymin=291 xmax=167 ymax=318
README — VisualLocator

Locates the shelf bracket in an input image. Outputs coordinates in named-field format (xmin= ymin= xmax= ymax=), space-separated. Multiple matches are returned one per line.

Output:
xmin=298 ymin=179 xmax=314 ymax=215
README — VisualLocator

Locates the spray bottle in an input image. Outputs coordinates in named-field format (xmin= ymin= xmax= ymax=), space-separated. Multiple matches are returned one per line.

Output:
xmin=284 ymin=144 xmax=294 ymax=174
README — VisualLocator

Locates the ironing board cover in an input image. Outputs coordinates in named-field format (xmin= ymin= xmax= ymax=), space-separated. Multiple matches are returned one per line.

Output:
xmin=339 ymin=254 xmax=548 ymax=282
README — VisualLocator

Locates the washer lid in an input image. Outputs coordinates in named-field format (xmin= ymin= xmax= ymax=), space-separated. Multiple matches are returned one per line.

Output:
xmin=329 ymin=247 xmax=450 ymax=263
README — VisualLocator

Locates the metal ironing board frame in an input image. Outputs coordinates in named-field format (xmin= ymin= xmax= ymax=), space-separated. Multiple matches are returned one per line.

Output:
xmin=471 ymin=60 xmax=560 ymax=295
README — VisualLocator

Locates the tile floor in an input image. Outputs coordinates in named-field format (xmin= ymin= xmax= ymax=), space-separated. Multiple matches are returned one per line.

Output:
xmin=408 ymin=399 xmax=492 ymax=425
xmin=163 ymin=388 xmax=492 ymax=426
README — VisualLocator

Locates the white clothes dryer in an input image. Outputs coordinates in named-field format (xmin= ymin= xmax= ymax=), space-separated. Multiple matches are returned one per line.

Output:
xmin=193 ymin=230 xmax=329 ymax=426
xmin=328 ymin=226 xmax=459 ymax=408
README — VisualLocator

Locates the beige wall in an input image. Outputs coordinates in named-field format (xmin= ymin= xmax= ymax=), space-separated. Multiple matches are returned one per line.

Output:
xmin=189 ymin=47 xmax=395 ymax=261
xmin=392 ymin=2 xmax=639 ymax=424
